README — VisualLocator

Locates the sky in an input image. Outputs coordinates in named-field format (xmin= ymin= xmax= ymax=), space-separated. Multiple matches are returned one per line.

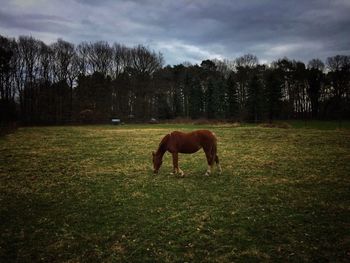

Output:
xmin=1 ymin=0 xmax=350 ymax=65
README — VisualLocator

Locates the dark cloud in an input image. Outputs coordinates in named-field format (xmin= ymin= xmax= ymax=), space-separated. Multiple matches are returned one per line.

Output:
xmin=0 ymin=0 xmax=349 ymax=64
xmin=0 ymin=10 xmax=71 ymax=34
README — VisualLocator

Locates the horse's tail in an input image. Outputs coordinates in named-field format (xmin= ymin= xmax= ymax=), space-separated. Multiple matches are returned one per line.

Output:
xmin=212 ymin=133 xmax=219 ymax=164
xmin=212 ymin=133 xmax=222 ymax=173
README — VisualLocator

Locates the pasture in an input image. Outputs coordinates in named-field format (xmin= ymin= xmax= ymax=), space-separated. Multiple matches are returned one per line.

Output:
xmin=0 ymin=123 xmax=349 ymax=262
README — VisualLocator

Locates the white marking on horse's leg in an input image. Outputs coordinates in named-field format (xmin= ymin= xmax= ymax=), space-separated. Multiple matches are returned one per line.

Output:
xmin=204 ymin=165 xmax=212 ymax=176
xmin=218 ymin=164 xmax=222 ymax=174
xmin=178 ymin=168 xmax=184 ymax=177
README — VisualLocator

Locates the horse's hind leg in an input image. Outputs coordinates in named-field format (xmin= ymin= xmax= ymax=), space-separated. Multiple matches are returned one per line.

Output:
xmin=215 ymin=155 xmax=222 ymax=174
xmin=212 ymin=142 xmax=222 ymax=174
xmin=204 ymin=148 xmax=215 ymax=176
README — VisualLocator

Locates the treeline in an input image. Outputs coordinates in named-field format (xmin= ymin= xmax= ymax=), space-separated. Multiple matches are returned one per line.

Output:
xmin=0 ymin=34 xmax=349 ymax=125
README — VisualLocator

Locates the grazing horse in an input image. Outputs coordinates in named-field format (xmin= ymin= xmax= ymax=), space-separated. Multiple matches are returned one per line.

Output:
xmin=152 ymin=130 xmax=222 ymax=176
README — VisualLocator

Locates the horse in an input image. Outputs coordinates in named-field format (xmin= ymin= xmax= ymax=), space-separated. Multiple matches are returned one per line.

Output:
xmin=152 ymin=130 xmax=222 ymax=176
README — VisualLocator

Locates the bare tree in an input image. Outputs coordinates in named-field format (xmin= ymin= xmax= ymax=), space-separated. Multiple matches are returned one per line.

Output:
xmin=308 ymin=58 xmax=325 ymax=71
xmin=326 ymin=55 xmax=350 ymax=124
xmin=306 ymin=58 xmax=325 ymax=118
xmin=130 ymin=45 xmax=164 ymax=76
xmin=128 ymin=45 xmax=164 ymax=118
xmin=233 ymin=54 xmax=259 ymax=115
xmin=76 ymin=42 xmax=90 ymax=75
xmin=235 ymin=54 xmax=259 ymax=68
xmin=212 ymin=58 xmax=231 ymax=78
xmin=38 ymin=41 xmax=53 ymax=83
xmin=51 ymin=39 xmax=75 ymax=82
xmin=112 ymin=43 xmax=131 ymax=77
xmin=0 ymin=35 xmax=18 ymax=124
xmin=0 ymin=36 xmax=15 ymax=101
xmin=86 ymin=41 xmax=113 ymax=76
xmin=17 ymin=36 xmax=42 ymax=122
xmin=326 ymin=55 xmax=349 ymax=72
xmin=326 ymin=55 xmax=350 ymax=98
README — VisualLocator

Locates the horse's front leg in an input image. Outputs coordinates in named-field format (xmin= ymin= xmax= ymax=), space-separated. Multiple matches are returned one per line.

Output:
xmin=172 ymin=152 xmax=184 ymax=177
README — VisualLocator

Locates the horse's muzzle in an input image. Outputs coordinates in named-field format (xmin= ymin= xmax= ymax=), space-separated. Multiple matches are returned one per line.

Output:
xmin=153 ymin=170 xmax=158 ymax=174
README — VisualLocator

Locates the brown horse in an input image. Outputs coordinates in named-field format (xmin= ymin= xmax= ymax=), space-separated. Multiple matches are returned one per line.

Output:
xmin=152 ymin=130 xmax=222 ymax=176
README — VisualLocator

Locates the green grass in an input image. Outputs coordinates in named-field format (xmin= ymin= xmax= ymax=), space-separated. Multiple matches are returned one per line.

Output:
xmin=1 ymin=124 xmax=349 ymax=262
xmin=286 ymin=120 xmax=350 ymax=130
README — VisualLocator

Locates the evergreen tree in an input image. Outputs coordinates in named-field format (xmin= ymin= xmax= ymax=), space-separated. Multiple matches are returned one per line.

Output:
xmin=264 ymin=69 xmax=283 ymax=122
xmin=306 ymin=68 xmax=324 ymax=118
xmin=173 ymin=85 xmax=183 ymax=117
xmin=0 ymin=36 xmax=16 ymax=124
xmin=205 ymin=78 xmax=216 ymax=119
xmin=75 ymin=72 xmax=112 ymax=122
xmin=156 ymin=92 xmax=172 ymax=119
xmin=226 ymin=72 xmax=238 ymax=119
xmin=214 ymin=76 xmax=227 ymax=118
xmin=189 ymin=77 xmax=203 ymax=119
xmin=247 ymin=73 xmax=264 ymax=122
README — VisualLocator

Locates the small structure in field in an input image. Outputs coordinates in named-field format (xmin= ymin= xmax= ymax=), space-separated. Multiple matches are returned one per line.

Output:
xmin=149 ymin=118 xmax=158 ymax=124
xmin=111 ymin=118 xmax=121 ymax=125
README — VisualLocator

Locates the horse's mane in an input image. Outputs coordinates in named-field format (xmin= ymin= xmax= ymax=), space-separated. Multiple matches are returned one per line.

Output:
xmin=157 ymin=133 xmax=170 ymax=154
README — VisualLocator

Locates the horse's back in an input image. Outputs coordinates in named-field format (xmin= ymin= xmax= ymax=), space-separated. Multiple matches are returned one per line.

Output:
xmin=194 ymin=130 xmax=217 ymax=148
xmin=194 ymin=129 xmax=216 ymax=139
xmin=172 ymin=130 xmax=216 ymax=140
xmin=169 ymin=130 xmax=216 ymax=153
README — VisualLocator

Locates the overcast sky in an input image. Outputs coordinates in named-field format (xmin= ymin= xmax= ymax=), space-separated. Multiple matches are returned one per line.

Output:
xmin=1 ymin=0 xmax=349 ymax=65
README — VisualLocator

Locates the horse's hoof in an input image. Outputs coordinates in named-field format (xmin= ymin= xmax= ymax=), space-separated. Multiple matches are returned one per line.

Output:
xmin=177 ymin=169 xmax=185 ymax=177
xmin=204 ymin=172 xmax=210 ymax=176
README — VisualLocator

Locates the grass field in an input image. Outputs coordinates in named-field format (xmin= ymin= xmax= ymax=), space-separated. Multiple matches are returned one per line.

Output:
xmin=1 ymin=123 xmax=350 ymax=262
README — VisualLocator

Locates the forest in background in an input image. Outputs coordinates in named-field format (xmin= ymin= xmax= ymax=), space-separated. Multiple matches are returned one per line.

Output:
xmin=0 ymin=35 xmax=349 ymax=125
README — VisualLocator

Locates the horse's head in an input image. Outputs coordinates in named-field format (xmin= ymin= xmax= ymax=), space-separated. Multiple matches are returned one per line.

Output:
xmin=152 ymin=151 xmax=162 ymax=174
